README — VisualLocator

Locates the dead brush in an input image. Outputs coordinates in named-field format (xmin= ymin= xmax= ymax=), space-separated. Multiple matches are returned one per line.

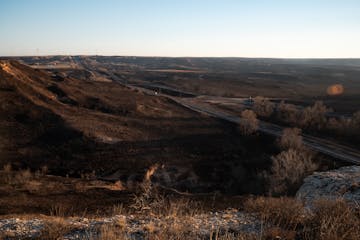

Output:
xmin=130 ymin=180 xmax=166 ymax=215
xmin=98 ymin=223 xmax=128 ymax=240
xmin=38 ymin=218 xmax=75 ymax=240
xmin=164 ymin=197 xmax=203 ymax=217
xmin=147 ymin=219 xmax=195 ymax=240
xmin=209 ymin=230 xmax=258 ymax=240
xmin=49 ymin=203 xmax=74 ymax=217
xmin=244 ymin=197 xmax=306 ymax=233
xmin=278 ymin=127 xmax=304 ymax=150
xmin=2 ymin=163 xmax=12 ymax=184
xmin=244 ymin=197 xmax=360 ymax=240
xmin=130 ymin=164 xmax=166 ymax=214
xmin=149 ymin=222 xmax=256 ymax=240
xmin=130 ymin=165 xmax=202 ymax=217
xmin=15 ymin=169 xmax=33 ymax=185
xmin=268 ymin=148 xmax=318 ymax=195
xmin=303 ymin=199 xmax=360 ymax=240
xmin=3 ymin=163 xmax=12 ymax=172
xmin=111 ymin=203 xmax=125 ymax=215
xmin=1 ymin=167 xmax=33 ymax=186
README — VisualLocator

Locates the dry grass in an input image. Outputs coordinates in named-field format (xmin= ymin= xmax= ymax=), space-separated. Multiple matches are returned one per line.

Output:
xmin=38 ymin=218 xmax=76 ymax=240
xmin=244 ymin=197 xmax=360 ymax=240
xmin=111 ymin=203 xmax=125 ymax=216
xmin=49 ymin=203 xmax=74 ymax=218
xmin=96 ymin=220 xmax=258 ymax=240
xmin=98 ymin=223 xmax=128 ymax=240
xmin=244 ymin=197 xmax=306 ymax=231
xmin=2 ymin=195 xmax=358 ymax=240
xmin=308 ymin=199 xmax=360 ymax=240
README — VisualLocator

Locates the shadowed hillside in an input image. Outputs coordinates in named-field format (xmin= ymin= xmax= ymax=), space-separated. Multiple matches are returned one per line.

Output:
xmin=0 ymin=60 xmax=225 ymax=175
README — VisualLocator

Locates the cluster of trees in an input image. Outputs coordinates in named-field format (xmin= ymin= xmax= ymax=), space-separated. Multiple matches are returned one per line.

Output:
xmin=232 ymin=96 xmax=359 ymax=197
xmin=268 ymin=128 xmax=318 ymax=195
xmin=277 ymin=100 xmax=331 ymax=129
xmin=327 ymin=111 xmax=360 ymax=136
xmin=252 ymin=97 xmax=360 ymax=141
xmin=237 ymin=98 xmax=359 ymax=195
xmin=237 ymin=104 xmax=319 ymax=195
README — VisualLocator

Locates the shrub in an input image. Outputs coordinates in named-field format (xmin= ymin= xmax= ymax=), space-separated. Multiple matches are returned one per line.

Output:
xmin=239 ymin=110 xmax=259 ymax=135
xmin=269 ymin=149 xmax=317 ymax=195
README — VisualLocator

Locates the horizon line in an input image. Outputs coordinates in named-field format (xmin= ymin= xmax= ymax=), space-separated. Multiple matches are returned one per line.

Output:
xmin=1 ymin=54 xmax=360 ymax=60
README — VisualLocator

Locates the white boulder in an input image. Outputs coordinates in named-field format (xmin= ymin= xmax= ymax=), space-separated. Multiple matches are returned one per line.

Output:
xmin=296 ymin=166 xmax=360 ymax=204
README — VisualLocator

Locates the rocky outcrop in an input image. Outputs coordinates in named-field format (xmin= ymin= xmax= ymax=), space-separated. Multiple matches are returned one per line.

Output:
xmin=296 ymin=166 xmax=360 ymax=204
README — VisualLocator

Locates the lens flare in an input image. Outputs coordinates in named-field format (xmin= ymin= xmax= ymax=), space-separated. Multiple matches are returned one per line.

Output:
xmin=327 ymin=84 xmax=344 ymax=96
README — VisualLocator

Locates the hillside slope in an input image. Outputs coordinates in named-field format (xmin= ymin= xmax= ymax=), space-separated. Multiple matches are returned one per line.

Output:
xmin=0 ymin=61 xmax=222 ymax=175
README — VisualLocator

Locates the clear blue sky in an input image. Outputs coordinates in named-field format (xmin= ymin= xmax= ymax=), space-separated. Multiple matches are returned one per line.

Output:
xmin=0 ymin=0 xmax=359 ymax=57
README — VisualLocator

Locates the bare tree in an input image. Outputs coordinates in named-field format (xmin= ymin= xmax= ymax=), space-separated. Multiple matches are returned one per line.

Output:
xmin=352 ymin=111 xmax=360 ymax=130
xmin=239 ymin=110 xmax=259 ymax=135
xmin=253 ymin=96 xmax=274 ymax=117
xmin=278 ymin=128 xmax=303 ymax=150
xmin=277 ymin=100 xmax=299 ymax=124
xmin=269 ymin=149 xmax=317 ymax=195
xmin=300 ymin=101 xmax=332 ymax=129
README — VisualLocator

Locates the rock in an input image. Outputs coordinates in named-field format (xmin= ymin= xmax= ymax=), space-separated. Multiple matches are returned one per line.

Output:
xmin=296 ymin=166 xmax=360 ymax=205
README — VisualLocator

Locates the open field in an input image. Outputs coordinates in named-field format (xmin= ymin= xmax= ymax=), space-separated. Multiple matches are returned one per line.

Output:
xmin=11 ymin=56 xmax=360 ymax=112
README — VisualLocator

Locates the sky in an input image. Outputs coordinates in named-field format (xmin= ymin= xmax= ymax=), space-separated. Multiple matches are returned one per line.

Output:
xmin=0 ymin=0 xmax=359 ymax=58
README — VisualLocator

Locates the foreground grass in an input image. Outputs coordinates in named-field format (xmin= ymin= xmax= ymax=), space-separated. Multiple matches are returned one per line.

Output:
xmin=1 ymin=168 xmax=359 ymax=239
xmin=244 ymin=197 xmax=360 ymax=240
xmin=1 ymin=195 xmax=359 ymax=240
